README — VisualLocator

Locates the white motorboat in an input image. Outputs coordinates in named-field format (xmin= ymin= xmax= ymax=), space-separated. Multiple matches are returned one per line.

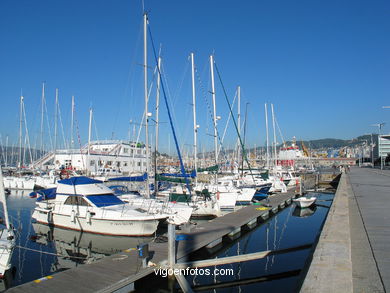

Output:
xmin=108 ymin=185 xmax=193 ymax=225
xmin=3 ymin=175 xmax=35 ymax=190
xmin=293 ymin=196 xmax=317 ymax=208
xmin=31 ymin=177 xmax=168 ymax=236
xmin=158 ymin=186 xmax=221 ymax=218
xmin=0 ymin=167 xmax=16 ymax=278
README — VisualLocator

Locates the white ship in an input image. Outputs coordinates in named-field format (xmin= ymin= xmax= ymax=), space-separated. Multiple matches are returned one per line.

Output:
xmin=35 ymin=140 xmax=150 ymax=177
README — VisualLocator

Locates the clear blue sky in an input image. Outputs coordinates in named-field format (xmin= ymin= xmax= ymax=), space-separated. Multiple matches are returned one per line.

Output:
xmin=0 ymin=0 xmax=389 ymax=155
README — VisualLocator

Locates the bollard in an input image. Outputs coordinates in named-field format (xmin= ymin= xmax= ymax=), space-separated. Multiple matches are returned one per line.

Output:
xmin=168 ymin=222 xmax=176 ymax=268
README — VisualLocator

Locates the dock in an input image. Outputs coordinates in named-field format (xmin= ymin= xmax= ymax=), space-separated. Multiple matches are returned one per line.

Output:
xmin=301 ymin=167 xmax=389 ymax=293
xmin=8 ymin=190 xmax=300 ymax=292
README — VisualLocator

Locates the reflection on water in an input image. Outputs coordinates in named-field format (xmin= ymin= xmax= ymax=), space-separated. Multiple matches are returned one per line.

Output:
xmin=0 ymin=189 xmax=154 ymax=291
xmin=31 ymin=223 xmax=153 ymax=268
xmin=292 ymin=205 xmax=317 ymax=218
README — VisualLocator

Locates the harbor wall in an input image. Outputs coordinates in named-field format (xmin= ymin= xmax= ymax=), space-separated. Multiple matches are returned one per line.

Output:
xmin=300 ymin=173 xmax=353 ymax=292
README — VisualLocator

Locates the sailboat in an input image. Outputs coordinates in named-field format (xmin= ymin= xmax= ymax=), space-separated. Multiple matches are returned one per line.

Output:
xmin=0 ymin=166 xmax=16 ymax=278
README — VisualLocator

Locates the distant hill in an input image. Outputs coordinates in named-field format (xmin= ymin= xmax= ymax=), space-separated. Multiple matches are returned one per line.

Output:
xmin=293 ymin=135 xmax=377 ymax=149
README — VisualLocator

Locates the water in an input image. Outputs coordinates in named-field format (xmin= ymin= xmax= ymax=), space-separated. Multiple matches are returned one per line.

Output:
xmin=136 ymin=192 xmax=334 ymax=292
xmin=0 ymin=191 xmax=333 ymax=292
xmin=0 ymin=190 xmax=153 ymax=291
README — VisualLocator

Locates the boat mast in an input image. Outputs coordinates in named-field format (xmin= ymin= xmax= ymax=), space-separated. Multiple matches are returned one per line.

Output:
xmin=271 ymin=103 xmax=277 ymax=167
xmin=18 ymin=94 xmax=23 ymax=168
xmin=144 ymin=12 xmax=150 ymax=198
xmin=190 ymin=53 xmax=198 ymax=185
xmin=40 ymin=82 xmax=45 ymax=154
xmin=265 ymin=103 xmax=269 ymax=169
xmin=237 ymin=86 xmax=241 ymax=173
xmin=87 ymin=107 xmax=92 ymax=176
xmin=5 ymin=135 xmax=8 ymax=167
xmin=70 ymin=96 xmax=75 ymax=149
xmin=242 ymin=102 xmax=249 ymax=175
xmin=210 ymin=55 xmax=218 ymax=181
xmin=154 ymin=56 xmax=161 ymax=195
xmin=54 ymin=88 xmax=58 ymax=161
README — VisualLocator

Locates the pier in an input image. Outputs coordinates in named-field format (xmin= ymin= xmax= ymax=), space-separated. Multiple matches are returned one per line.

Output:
xmin=301 ymin=167 xmax=389 ymax=293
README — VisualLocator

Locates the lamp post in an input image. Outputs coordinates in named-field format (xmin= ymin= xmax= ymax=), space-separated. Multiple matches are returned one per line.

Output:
xmin=371 ymin=123 xmax=385 ymax=169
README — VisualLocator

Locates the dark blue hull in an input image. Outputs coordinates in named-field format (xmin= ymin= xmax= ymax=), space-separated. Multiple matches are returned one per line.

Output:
xmin=253 ymin=184 xmax=272 ymax=201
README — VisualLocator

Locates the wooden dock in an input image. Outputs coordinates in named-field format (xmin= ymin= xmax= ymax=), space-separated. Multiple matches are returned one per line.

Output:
xmin=8 ymin=191 xmax=299 ymax=293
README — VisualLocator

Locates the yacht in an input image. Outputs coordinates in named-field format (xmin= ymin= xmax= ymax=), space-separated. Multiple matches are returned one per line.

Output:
xmin=31 ymin=177 xmax=168 ymax=236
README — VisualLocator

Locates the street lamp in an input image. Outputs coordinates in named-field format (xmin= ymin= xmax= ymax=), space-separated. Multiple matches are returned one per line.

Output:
xmin=371 ymin=123 xmax=385 ymax=169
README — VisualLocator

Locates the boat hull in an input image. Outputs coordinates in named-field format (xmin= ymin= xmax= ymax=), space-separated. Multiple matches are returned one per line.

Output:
xmin=293 ymin=197 xmax=316 ymax=208
xmin=32 ymin=208 xmax=161 ymax=236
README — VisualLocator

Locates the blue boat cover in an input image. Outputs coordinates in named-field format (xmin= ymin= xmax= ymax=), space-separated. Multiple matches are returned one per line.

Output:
xmin=30 ymin=188 xmax=57 ymax=201
xmin=107 ymin=173 xmax=148 ymax=182
xmin=58 ymin=176 xmax=103 ymax=185
xmin=87 ymin=194 xmax=124 ymax=207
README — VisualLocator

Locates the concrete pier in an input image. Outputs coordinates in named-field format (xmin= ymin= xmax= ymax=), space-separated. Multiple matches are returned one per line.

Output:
xmin=301 ymin=167 xmax=388 ymax=293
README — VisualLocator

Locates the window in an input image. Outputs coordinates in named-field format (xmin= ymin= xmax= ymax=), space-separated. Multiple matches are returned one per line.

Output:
xmin=137 ymin=162 xmax=141 ymax=166
xmin=90 ymin=160 xmax=95 ymax=166
xmin=123 ymin=148 xmax=128 ymax=154
xmin=64 ymin=196 xmax=90 ymax=206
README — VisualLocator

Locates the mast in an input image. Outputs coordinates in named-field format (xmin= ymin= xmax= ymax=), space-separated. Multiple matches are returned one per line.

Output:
xmin=271 ymin=103 xmax=277 ymax=167
xmin=54 ymin=88 xmax=58 ymax=159
xmin=18 ymin=94 xmax=23 ymax=168
xmin=87 ymin=107 xmax=92 ymax=176
xmin=40 ymin=82 xmax=45 ymax=154
xmin=155 ymin=57 xmax=161 ymax=156
xmin=154 ymin=56 xmax=161 ymax=195
xmin=5 ymin=135 xmax=8 ymax=167
xmin=70 ymin=96 xmax=75 ymax=149
xmin=265 ymin=103 xmax=269 ymax=169
xmin=237 ymin=86 xmax=241 ymax=172
xmin=144 ymin=12 xmax=150 ymax=198
xmin=242 ymin=102 xmax=249 ymax=175
xmin=210 ymin=55 xmax=218 ymax=173
xmin=191 ymin=53 xmax=198 ymax=185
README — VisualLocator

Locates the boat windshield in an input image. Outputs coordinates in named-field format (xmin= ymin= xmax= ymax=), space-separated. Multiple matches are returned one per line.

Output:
xmin=86 ymin=194 xmax=124 ymax=207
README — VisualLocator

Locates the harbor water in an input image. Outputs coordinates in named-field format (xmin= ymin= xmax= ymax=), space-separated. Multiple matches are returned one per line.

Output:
xmin=0 ymin=190 xmax=333 ymax=292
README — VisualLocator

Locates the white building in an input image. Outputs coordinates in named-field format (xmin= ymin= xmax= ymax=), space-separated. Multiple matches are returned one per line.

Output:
xmin=53 ymin=140 xmax=150 ymax=175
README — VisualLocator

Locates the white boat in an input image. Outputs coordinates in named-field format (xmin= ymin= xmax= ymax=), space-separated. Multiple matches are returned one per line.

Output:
xmin=3 ymin=175 xmax=35 ymax=190
xmin=293 ymin=196 xmax=317 ymax=208
xmin=108 ymin=185 xmax=193 ymax=225
xmin=31 ymin=176 xmax=168 ymax=236
xmin=0 ymin=167 xmax=16 ymax=278
xmin=158 ymin=185 xmax=221 ymax=218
